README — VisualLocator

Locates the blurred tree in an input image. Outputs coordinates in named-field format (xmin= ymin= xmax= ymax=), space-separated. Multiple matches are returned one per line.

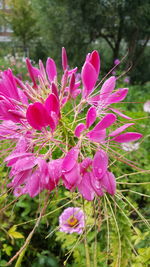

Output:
xmin=6 ymin=0 xmax=38 ymax=56
xmin=124 ymin=0 xmax=150 ymax=68
xmin=129 ymin=46 xmax=150 ymax=84
xmin=32 ymin=0 xmax=96 ymax=65
xmin=33 ymin=0 xmax=150 ymax=72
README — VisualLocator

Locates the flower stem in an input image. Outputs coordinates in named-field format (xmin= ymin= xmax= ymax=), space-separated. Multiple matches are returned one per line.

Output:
xmin=15 ymin=247 xmax=27 ymax=267
xmin=93 ymin=201 xmax=97 ymax=267
xmin=82 ymin=198 xmax=91 ymax=267
xmin=84 ymin=237 xmax=91 ymax=267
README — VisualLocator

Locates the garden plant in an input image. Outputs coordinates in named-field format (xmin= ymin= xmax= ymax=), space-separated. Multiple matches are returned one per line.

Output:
xmin=0 ymin=48 xmax=150 ymax=267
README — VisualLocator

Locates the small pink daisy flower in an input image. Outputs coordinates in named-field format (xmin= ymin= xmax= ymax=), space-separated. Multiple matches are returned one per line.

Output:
xmin=59 ymin=207 xmax=85 ymax=234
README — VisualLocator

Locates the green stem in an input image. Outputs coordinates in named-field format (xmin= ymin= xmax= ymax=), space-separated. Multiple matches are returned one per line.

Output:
xmin=93 ymin=201 xmax=97 ymax=267
xmin=84 ymin=237 xmax=91 ymax=267
xmin=82 ymin=198 xmax=91 ymax=267
xmin=15 ymin=247 xmax=27 ymax=267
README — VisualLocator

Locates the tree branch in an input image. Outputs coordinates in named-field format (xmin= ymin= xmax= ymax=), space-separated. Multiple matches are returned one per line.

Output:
xmin=132 ymin=36 xmax=150 ymax=69
xmin=100 ymin=33 xmax=115 ymax=51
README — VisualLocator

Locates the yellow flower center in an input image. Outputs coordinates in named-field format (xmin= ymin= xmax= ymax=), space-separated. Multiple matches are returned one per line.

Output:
xmin=67 ymin=216 xmax=78 ymax=227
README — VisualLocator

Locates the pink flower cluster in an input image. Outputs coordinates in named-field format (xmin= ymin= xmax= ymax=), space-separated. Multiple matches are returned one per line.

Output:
xmin=0 ymin=48 xmax=142 ymax=200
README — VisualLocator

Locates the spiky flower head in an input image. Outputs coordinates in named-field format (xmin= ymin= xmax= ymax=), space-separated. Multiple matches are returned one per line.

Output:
xmin=0 ymin=48 xmax=142 ymax=200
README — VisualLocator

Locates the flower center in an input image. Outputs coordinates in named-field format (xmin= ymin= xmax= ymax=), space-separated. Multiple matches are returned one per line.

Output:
xmin=67 ymin=216 xmax=78 ymax=227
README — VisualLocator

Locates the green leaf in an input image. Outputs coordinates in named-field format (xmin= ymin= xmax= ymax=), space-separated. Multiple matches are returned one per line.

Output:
xmin=8 ymin=225 xmax=24 ymax=239
xmin=2 ymin=244 xmax=13 ymax=256
xmin=9 ymin=231 xmax=24 ymax=239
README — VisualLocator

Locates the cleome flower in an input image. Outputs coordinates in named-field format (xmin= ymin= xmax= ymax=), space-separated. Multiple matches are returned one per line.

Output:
xmin=121 ymin=142 xmax=140 ymax=152
xmin=78 ymin=150 xmax=116 ymax=201
xmin=114 ymin=59 xmax=120 ymax=65
xmin=0 ymin=48 xmax=143 ymax=200
xmin=143 ymin=100 xmax=150 ymax=113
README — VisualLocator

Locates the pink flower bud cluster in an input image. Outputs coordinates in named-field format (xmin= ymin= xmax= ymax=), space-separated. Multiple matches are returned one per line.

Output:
xmin=0 ymin=48 xmax=142 ymax=200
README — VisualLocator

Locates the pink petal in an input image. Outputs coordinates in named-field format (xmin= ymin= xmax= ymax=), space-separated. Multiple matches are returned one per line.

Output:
xmin=26 ymin=102 xmax=45 ymax=130
xmin=68 ymin=67 xmax=78 ymax=76
xmin=112 ymin=132 xmax=143 ymax=143
xmin=62 ymin=147 xmax=79 ymax=172
xmin=18 ymin=88 xmax=28 ymax=105
xmin=8 ymin=109 xmax=26 ymax=119
xmin=43 ymin=159 xmax=63 ymax=191
xmin=37 ymin=158 xmax=49 ymax=185
xmin=86 ymin=129 xmax=106 ymax=142
xmin=15 ymin=136 xmax=31 ymax=153
xmin=39 ymin=60 xmax=47 ymax=80
xmin=13 ymin=186 xmax=27 ymax=197
xmin=51 ymin=82 xmax=59 ymax=99
xmin=86 ymin=106 xmax=97 ymax=128
xmin=63 ymin=163 xmax=81 ymax=190
xmin=61 ymin=69 xmax=68 ymax=87
xmin=71 ymin=89 xmax=81 ymax=99
xmin=74 ymin=123 xmax=86 ymax=137
xmin=90 ymin=175 xmax=104 ymax=196
xmin=78 ymin=172 xmax=95 ymax=201
xmin=106 ymin=88 xmax=128 ymax=105
xmin=26 ymin=102 xmax=53 ymax=130
xmin=32 ymin=67 xmax=41 ymax=78
xmin=100 ymin=76 xmax=116 ymax=101
xmin=5 ymin=152 xmax=33 ymax=164
xmin=11 ymin=170 xmax=31 ymax=187
xmin=87 ymin=95 xmax=100 ymax=105
xmin=26 ymin=58 xmax=40 ymax=89
xmin=45 ymin=93 xmax=60 ymax=116
xmin=69 ymin=73 xmax=75 ymax=94
xmin=93 ymin=149 xmax=108 ymax=179
xmin=74 ymin=81 xmax=81 ymax=89
xmin=61 ymin=97 xmax=68 ymax=107
xmin=0 ymin=120 xmax=22 ymax=140
xmin=0 ymin=96 xmax=18 ymax=122
xmin=46 ymin=57 xmax=57 ymax=82
xmin=64 ymin=86 xmax=69 ymax=93
xmin=89 ymin=50 xmax=100 ymax=77
xmin=100 ymin=171 xmax=116 ymax=195
xmin=10 ymin=156 xmax=37 ymax=176
xmin=109 ymin=108 xmax=132 ymax=120
xmin=81 ymin=62 xmax=97 ymax=98
xmin=80 ymin=158 xmax=93 ymax=174
xmin=2 ymin=69 xmax=20 ymax=101
xmin=86 ymin=53 xmax=90 ymax=61
xmin=0 ymin=104 xmax=19 ymax=123
xmin=62 ymin=47 xmax=68 ymax=71
xmin=92 ymin=113 xmax=117 ymax=131
xmin=48 ymin=159 xmax=63 ymax=183
xmin=27 ymin=171 xmax=43 ymax=197
xmin=49 ymin=114 xmax=59 ymax=131
xmin=109 ymin=123 xmax=135 ymax=137
xmin=44 ymin=178 xmax=56 ymax=191
xmin=15 ymin=76 xmax=26 ymax=91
